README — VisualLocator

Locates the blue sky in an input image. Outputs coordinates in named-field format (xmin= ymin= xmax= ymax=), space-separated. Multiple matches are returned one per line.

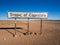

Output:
xmin=0 ymin=0 xmax=60 ymax=20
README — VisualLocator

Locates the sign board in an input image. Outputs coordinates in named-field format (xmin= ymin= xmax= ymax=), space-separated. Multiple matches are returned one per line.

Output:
xmin=8 ymin=12 xmax=48 ymax=19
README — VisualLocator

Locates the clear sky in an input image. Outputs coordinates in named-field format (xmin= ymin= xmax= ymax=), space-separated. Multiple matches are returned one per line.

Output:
xmin=0 ymin=0 xmax=60 ymax=20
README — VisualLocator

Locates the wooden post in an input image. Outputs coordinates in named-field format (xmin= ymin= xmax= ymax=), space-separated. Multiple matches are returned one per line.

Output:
xmin=40 ymin=19 xmax=42 ymax=34
xmin=27 ymin=18 xmax=29 ymax=34
xmin=15 ymin=18 xmax=16 ymax=35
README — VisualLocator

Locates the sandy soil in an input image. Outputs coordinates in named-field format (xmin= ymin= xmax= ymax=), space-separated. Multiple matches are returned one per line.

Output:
xmin=0 ymin=20 xmax=60 ymax=45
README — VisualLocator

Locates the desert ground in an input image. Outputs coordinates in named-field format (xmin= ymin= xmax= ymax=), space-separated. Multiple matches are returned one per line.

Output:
xmin=0 ymin=20 xmax=60 ymax=45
